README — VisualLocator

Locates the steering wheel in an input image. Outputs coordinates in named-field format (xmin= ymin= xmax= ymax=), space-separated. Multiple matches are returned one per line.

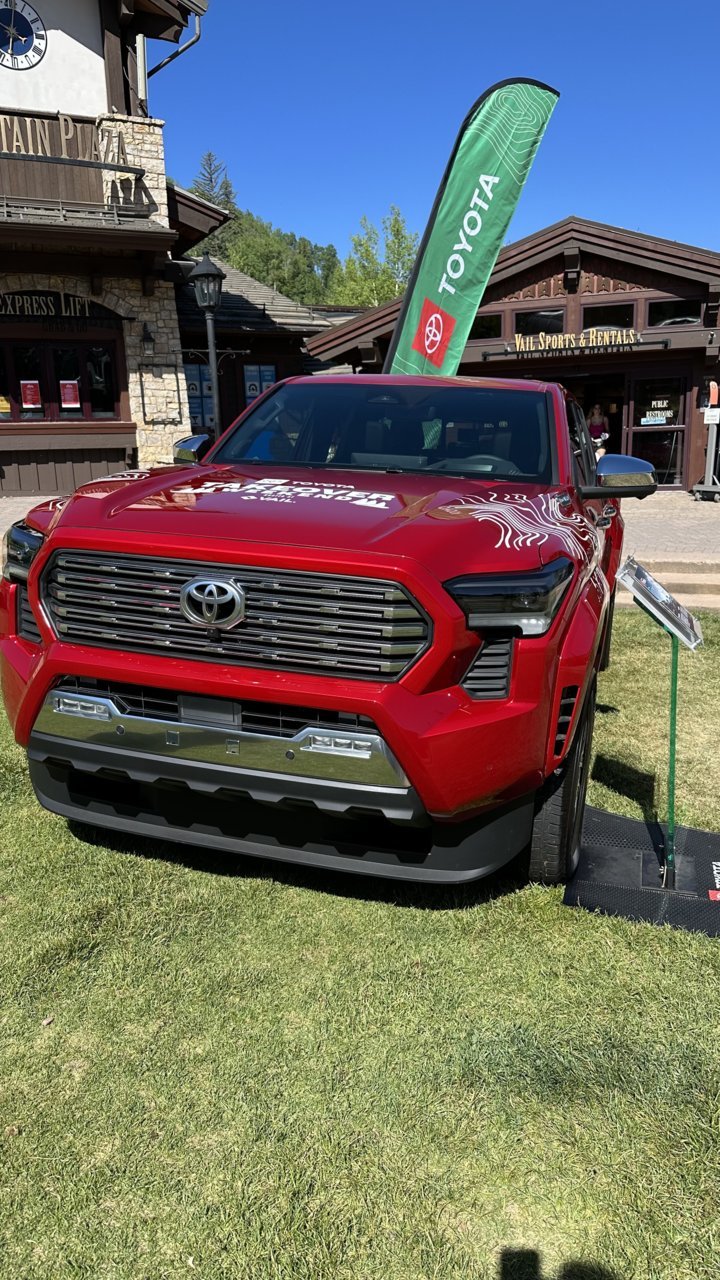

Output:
xmin=428 ymin=454 xmax=522 ymax=476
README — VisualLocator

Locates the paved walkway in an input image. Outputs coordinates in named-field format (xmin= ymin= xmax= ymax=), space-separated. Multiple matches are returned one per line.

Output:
xmin=620 ymin=491 xmax=720 ymax=562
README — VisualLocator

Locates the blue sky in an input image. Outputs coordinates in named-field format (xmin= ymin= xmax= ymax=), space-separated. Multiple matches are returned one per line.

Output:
xmin=149 ymin=0 xmax=719 ymax=257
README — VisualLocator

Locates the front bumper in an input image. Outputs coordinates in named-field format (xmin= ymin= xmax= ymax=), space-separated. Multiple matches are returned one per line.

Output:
xmin=31 ymin=687 xmax=422 ymax=824
xmin=28 ymin=740 xmax=534 ymax=884
xmin=26 ymin=685 xmax=535 ymax=882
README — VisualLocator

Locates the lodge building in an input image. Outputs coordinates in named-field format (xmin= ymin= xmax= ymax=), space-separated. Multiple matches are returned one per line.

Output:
xmin=306 ymin=218 xmax=720 ymax=490
xmin=0 ymin=0 xmax=234 ymax=495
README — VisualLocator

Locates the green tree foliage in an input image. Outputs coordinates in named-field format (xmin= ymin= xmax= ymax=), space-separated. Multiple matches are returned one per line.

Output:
xmin=227 ymin=210 xmax=340 ymax=306
xmin=188 ymin=155 xmax=417 ymax=309
xmin=189 ymin=152 xmax=239 ymax=260
xmin=189 ymin=152 xmax=339 ymax=304
xmin=327 ymin=206 xmax=419 ymax=306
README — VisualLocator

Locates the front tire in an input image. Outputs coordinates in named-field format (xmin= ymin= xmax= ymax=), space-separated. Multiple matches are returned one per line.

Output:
xmin=529 ymin=678 xmax=596 ymax=884
xmin=598 ymin=587 xmax=616 ymax=672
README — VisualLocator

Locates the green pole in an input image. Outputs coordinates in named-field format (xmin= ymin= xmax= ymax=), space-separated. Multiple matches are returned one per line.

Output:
xmin=665 ymin=630 xmax=679 ymax=889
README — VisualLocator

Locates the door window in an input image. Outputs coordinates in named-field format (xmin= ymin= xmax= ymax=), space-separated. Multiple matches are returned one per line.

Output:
xmin=630 ymin=430 xmax=684 ymax=486
xmin=567 ymin=402 xmax=596 ymax=486
xmin=630 ymin=376 xmax=686 ymax=487
xmin=633 ymin=378 xmax=684 ymax=429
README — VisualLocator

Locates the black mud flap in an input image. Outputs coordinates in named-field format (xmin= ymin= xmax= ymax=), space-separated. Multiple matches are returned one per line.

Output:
xmin=564 ymin=806 xmax=720 ymax=937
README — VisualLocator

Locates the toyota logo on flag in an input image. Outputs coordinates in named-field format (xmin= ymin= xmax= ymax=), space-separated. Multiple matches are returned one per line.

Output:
xmin=412 ymin=297 xmax=457 ymax=368
xmin=423 ymin=311 xmax=444 ymax=355
xmin=180 ymin=578 xmax=246 ymax=630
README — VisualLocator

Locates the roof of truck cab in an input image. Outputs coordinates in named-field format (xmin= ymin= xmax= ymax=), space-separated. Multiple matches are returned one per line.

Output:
xmin=283 ymin=374 xmax=562 ymax=394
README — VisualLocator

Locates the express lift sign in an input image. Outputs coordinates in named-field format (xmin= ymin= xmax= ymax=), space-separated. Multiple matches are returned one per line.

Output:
xmin=0 ymin=291 xmax=122 ymax=332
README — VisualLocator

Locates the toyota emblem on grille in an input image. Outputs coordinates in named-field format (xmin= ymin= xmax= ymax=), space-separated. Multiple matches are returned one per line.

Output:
xmin=180 ymin=578 xmax=246 ymax=629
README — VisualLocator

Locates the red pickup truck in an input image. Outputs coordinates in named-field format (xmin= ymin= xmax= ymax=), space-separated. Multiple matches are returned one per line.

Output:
xmin=1 ymin=375 xmax=655 ymax=884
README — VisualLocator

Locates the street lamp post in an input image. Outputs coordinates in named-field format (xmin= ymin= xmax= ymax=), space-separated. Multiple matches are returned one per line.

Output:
xmin=189 ymin=253 xmax=225 ymax=441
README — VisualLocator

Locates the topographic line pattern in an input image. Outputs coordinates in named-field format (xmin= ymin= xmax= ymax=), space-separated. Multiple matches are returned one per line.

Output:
xmin=439 ymin=491 xmax=599 ymax=560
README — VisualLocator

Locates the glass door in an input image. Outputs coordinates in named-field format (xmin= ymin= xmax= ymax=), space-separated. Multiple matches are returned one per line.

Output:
xmin=627 ymin=374 xmax=688 ymax=486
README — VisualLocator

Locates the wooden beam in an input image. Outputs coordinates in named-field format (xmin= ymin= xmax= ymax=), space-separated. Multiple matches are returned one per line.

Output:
xmin=100 ymin=0 xmax=127 ymax=114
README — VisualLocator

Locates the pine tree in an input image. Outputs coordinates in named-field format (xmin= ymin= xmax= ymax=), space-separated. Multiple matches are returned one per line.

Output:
xmin=189 ymin=153 xmax=238 ymax=259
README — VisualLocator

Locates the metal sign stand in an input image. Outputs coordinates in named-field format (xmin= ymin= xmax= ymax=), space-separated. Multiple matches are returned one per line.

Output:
xmin=563 ymin=560 xmax=720 ymax=935
xmin=661 ymin=623 xmax=679 ymax=890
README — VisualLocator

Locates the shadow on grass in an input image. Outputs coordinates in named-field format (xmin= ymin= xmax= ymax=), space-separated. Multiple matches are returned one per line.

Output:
xmin=67 ymin=818 xmax=530 ymax=913
xmin=591 ymin=753 xmax=664 ymax=855
xmin=500 ymin=1249 xmax=620 ymax=1279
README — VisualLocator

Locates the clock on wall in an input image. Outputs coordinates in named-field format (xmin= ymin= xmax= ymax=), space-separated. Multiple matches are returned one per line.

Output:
xmin=0 ymin=1 xmax=47 ymax=71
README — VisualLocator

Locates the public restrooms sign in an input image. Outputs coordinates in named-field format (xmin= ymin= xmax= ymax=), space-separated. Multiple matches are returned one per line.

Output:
xmin=385 ymin=79 xmax=559 ymax=376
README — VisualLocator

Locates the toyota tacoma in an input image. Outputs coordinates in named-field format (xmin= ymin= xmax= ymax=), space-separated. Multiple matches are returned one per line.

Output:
xmin=0 ymin=375 xmax=656 ymax=883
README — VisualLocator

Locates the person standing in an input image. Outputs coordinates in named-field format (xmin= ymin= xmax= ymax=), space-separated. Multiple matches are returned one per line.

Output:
xmin=586 ymin=402 xmax=609 ymax=457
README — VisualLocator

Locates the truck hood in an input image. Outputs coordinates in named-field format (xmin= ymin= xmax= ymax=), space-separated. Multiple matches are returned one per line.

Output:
xmin=33 ymin=464 xmax=599 ymax=577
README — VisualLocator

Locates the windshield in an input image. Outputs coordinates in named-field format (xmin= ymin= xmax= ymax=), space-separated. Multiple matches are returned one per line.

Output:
xmin=212 ymin=382 xmax=554 ymax=481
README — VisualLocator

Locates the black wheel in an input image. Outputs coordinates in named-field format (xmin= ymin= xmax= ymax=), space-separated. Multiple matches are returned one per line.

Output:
xmin=598 ymin=587 xmax=616 ymax=672
xmin=529 ymin=678 xmax=596 ymax=885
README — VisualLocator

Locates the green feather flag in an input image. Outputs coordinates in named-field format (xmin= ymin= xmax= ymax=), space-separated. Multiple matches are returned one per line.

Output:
xmin=384 ymin=79 xmax=559 ymax=376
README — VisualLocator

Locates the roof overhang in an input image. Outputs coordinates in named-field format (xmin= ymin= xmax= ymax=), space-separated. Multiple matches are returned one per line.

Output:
xmin=0 ymin=220 xmax=176 ymax=265
xmin=167 ymin=183 xmax=230 ymax=253
xmin=122 ymin=0 xmax=207 ymax=42
xmin=306 ymin=216 xmax=720 ymax=364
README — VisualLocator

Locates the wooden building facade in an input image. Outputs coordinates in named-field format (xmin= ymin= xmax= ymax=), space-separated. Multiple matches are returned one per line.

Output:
xmin=0 ymin=0 xmax=226 ymax=495
xmin=306 ymin=218 xmax=720 ymax=490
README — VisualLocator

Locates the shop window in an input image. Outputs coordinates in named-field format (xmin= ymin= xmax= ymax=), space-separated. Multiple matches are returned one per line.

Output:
xmin=582 ymin=302 xmax=634 ymax=330
xmin=469 ymin=312 xmax=502 ymax=340
xmin=86 ymin=347 xmax=116 ymax=419
xmin=0 ymin=340 xmax=121 ymax=423
xmin=16 ymin=346 xmax=45 ymax=421
xmin=53 ymin=349 xmax=83 ymax=419
xmin=647 ymin=299 xmax=702 ymax=328
xmin=0 ymin=349 xmax=10 ymax=421
xmin=514 ymin=309 xmax=564 ymax=336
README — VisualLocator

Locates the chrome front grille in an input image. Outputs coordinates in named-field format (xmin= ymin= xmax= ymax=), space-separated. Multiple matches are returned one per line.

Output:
xmin=43 ymin=552 xmax=430 ymax=679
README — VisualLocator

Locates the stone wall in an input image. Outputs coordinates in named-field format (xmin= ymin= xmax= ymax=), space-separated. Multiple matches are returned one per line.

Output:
xmin=97 ymin=113 xmax=170 ymax=226
xmin=1 ymin=267 xmax=190 ymax=467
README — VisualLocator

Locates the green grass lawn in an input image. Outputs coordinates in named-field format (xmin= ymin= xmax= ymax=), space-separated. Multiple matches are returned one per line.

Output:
xmin=1 ymin=610 xmax=719 ymax=1280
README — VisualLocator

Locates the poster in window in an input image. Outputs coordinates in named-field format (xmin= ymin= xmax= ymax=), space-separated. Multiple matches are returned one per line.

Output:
xmin=184 ymin=364 xmax=202 ymax=397
xmin=260 ymin=365 xmax=276 ymax=392
xmin=60 ymin=380 xmax=81 ymax=409
xmin=20 ymin=380 xmax=41 ymax=409
xmin=0 ymin=395 xmax=10 ymax=416
xmin=244 ymin=365 xmax=261 ymax=404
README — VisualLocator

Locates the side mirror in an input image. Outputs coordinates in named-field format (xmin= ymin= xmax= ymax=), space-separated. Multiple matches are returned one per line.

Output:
xmin=173 ymin=434 xmax=211 ymax=465
xmin=579 ymin=454 xmax=657 ymax=500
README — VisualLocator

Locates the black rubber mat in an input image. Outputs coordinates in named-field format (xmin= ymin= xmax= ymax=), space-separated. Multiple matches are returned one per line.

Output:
xmin=564 ymin=806 xmax=720 ymax=935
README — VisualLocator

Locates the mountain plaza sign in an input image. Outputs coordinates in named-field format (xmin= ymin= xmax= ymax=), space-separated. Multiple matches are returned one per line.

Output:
xmin=0 ymin=111 xmax=131 ymax=169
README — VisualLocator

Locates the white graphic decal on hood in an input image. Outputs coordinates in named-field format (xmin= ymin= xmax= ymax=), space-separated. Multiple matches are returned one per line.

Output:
xmin=103 ymin=470 xmax=153 ymax=482
xmin=437 ymin=491 xmax=599 ymax=559
xmin=172 ymin=478 xmax=393 ymax=510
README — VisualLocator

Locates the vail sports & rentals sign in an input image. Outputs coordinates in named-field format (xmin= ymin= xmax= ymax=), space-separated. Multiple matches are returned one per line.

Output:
xmin=385 ymin=79 xmax=559 ymax=377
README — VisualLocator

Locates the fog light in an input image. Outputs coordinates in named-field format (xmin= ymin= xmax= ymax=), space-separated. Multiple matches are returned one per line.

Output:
xmin=300 ymin=731 xmax=373 ymax=759
xmin=51 ymin=694 xmax=112 ymax=720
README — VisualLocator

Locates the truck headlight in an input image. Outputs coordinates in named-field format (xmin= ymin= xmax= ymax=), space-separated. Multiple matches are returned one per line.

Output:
xmin=444 ymin=557 xmax=574 ymax=636
xmin=1 ymin=521 xmax=45 ymax=584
